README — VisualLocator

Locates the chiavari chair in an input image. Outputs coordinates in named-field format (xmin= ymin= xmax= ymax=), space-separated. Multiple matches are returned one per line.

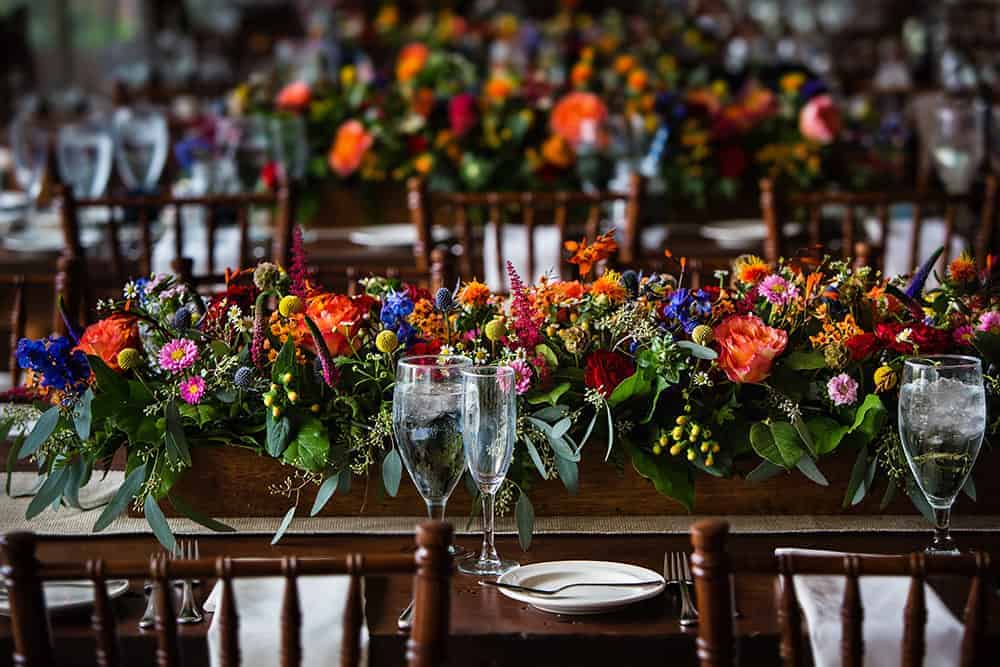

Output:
xmin=759 ymin=176 xmax=999 ymax=271
xmin=1 ymin=521 xmax=452 ymax=667
xmin=344 ymin=247 xmax=451 ymax=296
xmin=0 ymin=273 xmax=75 ymax=389
xmin=407 ymin=173 xmax=643 ymax=285
xmin=690 ymin=519 xmax=996 ymax=667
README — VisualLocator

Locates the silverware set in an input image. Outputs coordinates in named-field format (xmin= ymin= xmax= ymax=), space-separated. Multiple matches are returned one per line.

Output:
xmin=139 ymin=539 xmax=203 ymax=630
xmin=664 ymin=551 xmax=699 ymax=627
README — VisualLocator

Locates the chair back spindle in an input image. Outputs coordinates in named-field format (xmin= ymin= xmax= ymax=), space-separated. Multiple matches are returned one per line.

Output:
xmin=280 ymin=558 xmax=302 ymax=667
xmin=217 ymin=557 xmax=240 ymax=667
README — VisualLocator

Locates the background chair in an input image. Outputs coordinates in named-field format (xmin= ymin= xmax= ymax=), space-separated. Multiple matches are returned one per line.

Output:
xmin=689 ymin=518 xmax=995 ymax=667
xmin=1 ymin=521 xmax=452 ymax=667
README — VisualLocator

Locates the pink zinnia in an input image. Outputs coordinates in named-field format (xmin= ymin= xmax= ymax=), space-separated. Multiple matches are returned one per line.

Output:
xmin=509 ymin=359 xmax=533 ymax=395
xmin=159 ymin=338 xmax=198 ymax=373
xmin=976 ymin=311 xmax=1000 ymax=333
xmin=179 ymin=376 xmax=206 ymax=404
xmin=827 ymin=373 xmax=858 ymax=407
xmin=758 ymin=275 xmax=799 ymax=306
xmin=954 ymin=324 xmax=974 ymax=346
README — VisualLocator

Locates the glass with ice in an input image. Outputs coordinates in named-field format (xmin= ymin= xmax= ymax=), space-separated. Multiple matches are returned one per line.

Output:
xmin=899 ymin=355 xmax=986 ymax=553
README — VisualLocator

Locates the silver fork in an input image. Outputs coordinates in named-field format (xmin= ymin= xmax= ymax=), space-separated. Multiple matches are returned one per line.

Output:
xmin=665 ymin=552 xmax=698 ymax=627
xmin=175 ymin=540 xmax=203 ymax=624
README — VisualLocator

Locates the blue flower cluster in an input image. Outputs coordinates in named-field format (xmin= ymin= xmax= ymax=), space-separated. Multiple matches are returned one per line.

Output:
xmin=380 ymin=291 xmax=416 ymax=346
xmin=663 ymin=288 xmax=712 ymax=334
xmin=15 ymin=336 xmax=90 ymax=393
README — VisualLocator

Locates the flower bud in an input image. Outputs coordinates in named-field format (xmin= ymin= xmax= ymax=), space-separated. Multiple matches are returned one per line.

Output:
xmin=234 ymin=365 xmax=255 ymax=387
xmin=272 ymin=406 xmax=282 ymax=418
xmin=311 ymin=403 xmax=321 ymax=413
xmin=691 ymin=324 xmax=713 ymax=346
xmin=286 ymin=390 xmax=298 ymax=403
xmin=282 ymin=372 xmax=293 ymax=385
xmin=669 ymin=443 xmax=684 ymax=456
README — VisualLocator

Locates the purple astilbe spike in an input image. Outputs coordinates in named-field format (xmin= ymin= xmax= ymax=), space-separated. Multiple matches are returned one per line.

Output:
xmin=289 ymin=224 xmax=314 ymax=297
xmin=251 ymin=294 xmax=268 ymax=369
xmin=904 ymin=246 xmax=943 ymax=299
xmin=304 ymin=315 xmax=338 ymax=387
xmin=507 ymin=261 xmax=541 ymax=349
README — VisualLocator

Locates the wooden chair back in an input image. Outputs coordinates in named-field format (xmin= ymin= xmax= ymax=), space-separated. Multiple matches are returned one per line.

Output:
xmin=344 ymin=247 xmax=451 ymax=296
xmin=759 ymin=176 xmax=998 ymax=271
xmin=58 ymin=186 xmax=295 ymax=304
xmin=407 ymin=174 xmax=643 ymax=283
xmin=690 ymin=519 xmax=995 ymax=667
xmin=1 ymin=521 xmax=452 ymax=667
xmin=0 ymin=273 xmax=75 ymax=387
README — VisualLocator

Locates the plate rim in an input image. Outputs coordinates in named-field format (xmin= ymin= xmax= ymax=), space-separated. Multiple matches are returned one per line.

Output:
xmin=0 ymin=579 xmax=130 ymax=616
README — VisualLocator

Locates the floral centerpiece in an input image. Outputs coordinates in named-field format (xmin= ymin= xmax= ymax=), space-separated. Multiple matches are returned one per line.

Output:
xmin=7 ymin=232 xmax=998 ymax=549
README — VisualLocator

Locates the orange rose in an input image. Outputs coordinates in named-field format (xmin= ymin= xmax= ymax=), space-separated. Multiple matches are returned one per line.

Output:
xmin=485 ymin=74 xmax=516 ymax=103
xmin=328 ymin=120 xmax=373 ymax=177
xmin=550 ymin=92 xmax=608 ymax=147
xmin=713 ymin=315 xmax=787 ymax=384
xmin=397 ymin=43 xmax=429 ymax=82
xmin=275 ymin=81 xmax=311 ymax=111
xmin=570 ymin=62 xmax=592 ymax=87
xmin=300 ymin=293 xmax=370 ymax=357
xmin=74 ymin=314 xmax=140 ymax=372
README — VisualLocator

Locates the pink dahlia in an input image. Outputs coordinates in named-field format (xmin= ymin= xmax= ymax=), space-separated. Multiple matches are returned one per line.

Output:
xmin=976 ymin=311 xmax=1000 ymax=333
xmin=758 ymin=275 xmax=799 ymax=306
xmin=827 ymin=373 xmax=858 ymax=407
xmin=179 ymin=375 xmax=206 ymax=405
xmin=159 ymin=338 xmax=199 ymax=373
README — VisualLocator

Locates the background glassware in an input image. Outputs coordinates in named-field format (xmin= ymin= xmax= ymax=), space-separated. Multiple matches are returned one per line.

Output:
xmin=57 ymin=120 xmax=114 ymax=199
xmin=898 ymin=355 xmax=986 ymax=553
xmin=112 ymin=105 xmax=169 ymax=191
xmin=233 ymin=115 xmax=274 ymax=191
xmin=929 ymin=99 xmax=984 ymax=195
xmin=392 ymin=355 xmax=472 ymax=554
xmin=10 ymin=114 xmax=49 ymax=201
xmin=270 ymin=115 xmax=308 ymax=184
xmin=459 ymin=365 xmax=519 ymax=577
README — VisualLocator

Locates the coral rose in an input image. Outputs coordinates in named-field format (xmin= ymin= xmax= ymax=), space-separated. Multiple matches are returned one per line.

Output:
xmin=799 ymin=94 xmax=841 ymax=145
xmin=551 ymin=92 xmax=608 ymax=147
xmin=328 ymin=120 xmax=373 ymax=177
xmin=300 ymin=293 xmax=370 ymax=357
xmin=584 ymin=350 xmax=635 ymax=397
xmin=74 ymin=314 xmax=140 ymax=372
xmin=275 ymin=81 xmax=310 ymax=111
xmin=713 ymin=315 xmax=788 ymax=383
xmin=396 ymin=43 xmax=429 ymax=83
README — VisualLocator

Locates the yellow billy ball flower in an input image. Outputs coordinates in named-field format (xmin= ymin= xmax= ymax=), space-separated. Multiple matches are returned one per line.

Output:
xmin=263 ymin=394 xmax=274 ymax=407
xmin=700 ymin=442 xmax=710 ymax=453
xmin=484 ymin=319 xmax=507 ymax=342
xmin=671 ymin=426 xmax=684 ymax=441
xmin=652 ymin=444 xmax=662 ymax=455
xmin=686 ymin=448 xmax=697 ymax=461
xmin=117 ymin=348 xmax=142 ymax=371
xmin=874 ymin=365 xmax=897 ymax=393
xmin=375 ymin=330 xmax=400 ymax=354
xmin=676 ymin=415 xmax=688 ymax=425
xmin=705 ymin=454 xmax=715 ymax=466
xmin=691 ymin=324 xmax=713 ymax=346
xmin=278 ymin=295 xmax=304 ymax=317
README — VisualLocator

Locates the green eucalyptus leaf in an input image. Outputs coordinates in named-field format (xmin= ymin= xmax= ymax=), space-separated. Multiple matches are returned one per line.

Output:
xmin=93 ymin=464 xmax=148 ymax=532
xmin=521 ymin=436 xmax=548 ymax=479
xmin=62 ymin=458 xmax=86 ymax=509
xmin=531 ymin=405 xmax=570 ymax=422
xmin=577 ymin=411 xmax=598 ymax=450
xmin=25 ymin=467 xmax=68 ymax=519
xmin=963 ymin=476 xmax=977 ymax=502
xmin=880 ymin=481 xmax=897 ymax=510
xmin=745 ymin=460 xmax=785 ymax=482
xmin=516 ymin=492 xmax=534 ymax=551
xmin=337 ymin=471 xmax=352 ymax=494
xmin=905 ymin=485 xmax=936 ymax=523
xmin=550 ymin=417 xmax=571 ymax=440
xmin=271 ymin=505 xmax=297 ymax=545
xmin=382 ymin=448 xmax=402 ymax=497
xmin=795 ymin=456 xmax=829 ymax=486
xmin=19 ymin=406 xmax=61 ymax=458
xmin=676 ymin=340 xmax=718 ymax=360
xmin=604 ymin=404 xmax=615 ymax=461
xmin=164 ymin=401 xmax=191 ymax=467
xmin=144 ymin=494 xmax=177 ymax=552
xmin=311 ymin=473 xmax=341 ymax=516
xmin=843 ymin=446 xmax=870 ymax=508
xmin=167 ymin=494 xmax=236 ymax=532
xmin=554 ymin=457 xmax=579 ymax=495
xmin=73 ymin=389 xmax=94 ymax=441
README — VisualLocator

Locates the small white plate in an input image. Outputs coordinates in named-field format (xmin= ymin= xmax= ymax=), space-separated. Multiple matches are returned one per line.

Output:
xmin=700 ymin=220 xmax=802 ymax=250
xmin=495 ymin=560 xmax=665 ymax=615
xmin=348 ymin=223 xmax=450 ymax=247
xmin=0 ymin=580 xmax=130 ymax=616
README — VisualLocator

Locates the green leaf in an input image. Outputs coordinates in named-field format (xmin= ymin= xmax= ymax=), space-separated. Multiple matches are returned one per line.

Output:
xmin=795 ymin=456 xmax=829 ymax=486
xmin=164 ymin=401 xmax=191 ymax=467
xmin=791 ymin=412 xmax=817 ymax=459
xmin=843 ymin=446 xmax=870 ymax=508
xmin=963 ymin=476 xmax=977 ymax=502
xmin=604 ymin=404 xmax=615 ymax=461
xmin=848 ymin=394 xmax=887 ymax=442
xmin=905 ymin=485 xmax=935 ymax=523
xmin=516 ymin=492 xmax=534 ymax=551
xmin=640 ymin=377 xmax=669 ymax=424
xmin=62 ymin=458 xmax=86 ymax=509
xmin=534 ymin=343 xmax=559 ymax=369
xmin=93 ymin=464 xmax=148 ymax=532
xmin=86 ymin=355 xmax=128 ymax=398
xmin=144 ymin=494 xmax=177 ymax=552
xmin=337 ymin=470 xmax=352 ymax=494
xmin=525 ymin=417 xmax=579 ymax=461
xmin=607 ymin=372 xmax=651 ymax=408
xmin=311 ymin=473 xmax=341 ymax=516
xmin=167 ymin=494 xmax=236 ymax=532
xmin=550 ymin=417 xmax=571 ymax=440
xmin=25 ymin=467 xmax=68 ymax=519
xmin=525 ymin=382 xmax=570 ymax=407
xmin=880 ymin=481 xmax=897 ymax=510
xmin=676 ymin=340 xmax=718 ymax=360
xmin=806 ymin=416 xmax=851 ymax=455
xmin=783 ymin=350 xmax=826 ymax=370
xmin=19 ymin=407 xmax=61 ymax=458
xmin=266 ymin=410 xmax=291 ymax=457
xmin=531 ymin=405 xmax=570 ymax=422
xmin=521 ymin=436 xmax=548 ymax=479
xmin=577 ymin=411 xmax=598 ymax=451
xmin=382 ymin=449 xmax=402 ymax=497
xmin=272 ymin=339 xmax=296 ymax=382
xmin=73 ymin=389 xmax=94 ymax=441
xmin=745 ymin=460 xmax=785 ymax=482
xmin=282 ymin=418 xmax=329 ymax=472
xmin=749 ymin=422 xmax=803 ymax=469
xmin=554 ymin=457 xmax=579 ymax=495
xmin=628 ymin=441 xmax=694 ymax=511
xmin=271 ymin=505 xmax=296 ymax=545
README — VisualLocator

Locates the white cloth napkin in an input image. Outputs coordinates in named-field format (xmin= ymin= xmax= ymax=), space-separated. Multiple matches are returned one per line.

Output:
xmin=775 ymin=548 xmax=963 ymax=667
xmin=203 ymin=576 xmax=367 ymax=667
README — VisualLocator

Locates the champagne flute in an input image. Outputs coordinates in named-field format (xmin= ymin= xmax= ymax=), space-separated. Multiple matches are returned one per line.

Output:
xmin=898 ymin=355 xmax=986 ymax=553
xmin=112 ymin=105 xmax=169 ymax=192
xmin=459 ymin=365 xmax=519 ymax=577
xmin=392 ymin=354 xmax=471 ymax=556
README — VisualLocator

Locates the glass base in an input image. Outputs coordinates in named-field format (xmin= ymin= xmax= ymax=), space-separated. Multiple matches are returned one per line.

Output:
xmin=926 ymin=533 xmax=960 ymax=554
xmin=448 ymin=544 xmax=468 ymax=558
xmin=458 ymin=558 xmax=519 ymax=577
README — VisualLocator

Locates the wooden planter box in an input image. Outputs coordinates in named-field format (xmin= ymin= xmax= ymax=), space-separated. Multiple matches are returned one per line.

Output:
xmin=131 ymin=445 xmax=1000 ymax=519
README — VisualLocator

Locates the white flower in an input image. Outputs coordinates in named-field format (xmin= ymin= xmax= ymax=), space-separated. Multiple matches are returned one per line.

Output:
xmin=123 ymin=282 xmax=139 ymax=299
xmin=896 ymin=328 xmax=913 ymax=344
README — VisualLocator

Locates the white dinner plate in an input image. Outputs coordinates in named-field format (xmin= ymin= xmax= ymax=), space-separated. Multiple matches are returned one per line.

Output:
xmin=0 ymin=191 xmax=29 ymax=212
xmin=700 ymin=220 xmax=802 ymax=250
xmin=0 ymin=579 xmax=130 ymax=616
xmin=495 ymin=560 xmax=665 ymax=615
xmin=348 ymin=223 xmax=450 ymax=247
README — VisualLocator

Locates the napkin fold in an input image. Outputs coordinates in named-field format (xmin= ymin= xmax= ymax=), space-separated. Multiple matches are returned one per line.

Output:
xmin=775 ymin=548 xmax=963 ymax=667
xmin=204 ymin=576 xmax=367 ymax=667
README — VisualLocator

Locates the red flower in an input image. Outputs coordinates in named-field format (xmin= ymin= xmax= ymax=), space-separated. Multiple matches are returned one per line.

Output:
xmin=449 ymin=93 xmax=478 ymax=138
xmin=404 ymin=283 xmax=433 ymax=303
xmin=718 ymin=145 xmax=747 ymax=179
xmin=845 ymin=332 xmax=878 ymax=360
xmin=260 ymin=161 xmax=280 ymax=190
xmin=407 ymin=135 xmax=429 ymax=155
xmin=874 ymin=322 xmax=952 ymax=355
xmin=408 ymin=340 xmax=442 ymax=355
xmin=584 ymin=350 xmax=635 ymax=397
xmin=74 ymin=314 xmax=140 ymax=372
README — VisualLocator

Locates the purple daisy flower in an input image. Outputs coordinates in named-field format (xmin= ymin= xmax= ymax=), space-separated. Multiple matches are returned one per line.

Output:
xmin=179 ymin=375 xmax=206 ymax=405
xmin=159 ymin=338 xmax=199 ymax=373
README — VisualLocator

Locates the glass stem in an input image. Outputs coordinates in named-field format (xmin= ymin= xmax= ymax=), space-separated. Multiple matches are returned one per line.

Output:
xmin=479 ymin=491 xmax=499 ymax=564
xmin=933 ymin=507 xmax=952 ymax=546
xmin=426 ymin=501 xmax=446 ymax=522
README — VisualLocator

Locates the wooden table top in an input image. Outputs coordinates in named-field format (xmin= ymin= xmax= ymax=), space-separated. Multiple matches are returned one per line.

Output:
xmin=3 ymin=529 xmax=1000 ymax=667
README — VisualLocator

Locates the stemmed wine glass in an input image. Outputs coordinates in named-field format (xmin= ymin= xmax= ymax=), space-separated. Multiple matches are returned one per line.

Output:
xmin=57 ymin=120 xmax=114 ymax=199
xmin=392 ymin=355 xmax=471 ymax=556
xmin=929 ymin=99 xmax=984 ymax=195
xmin=459 ymin=365 xmax=519 ymax=577
xmin=112 ymin=105 xmax=169 ymax=192
xmin=233 ymin=115 xmax=274 ymax=192
xmin=270 ymin=115 xmax=308 ymax=184
xmin=10 ymin=112 xmax=49 ymax=203
xmin=898 ymin=355 xmax=987 ymax=553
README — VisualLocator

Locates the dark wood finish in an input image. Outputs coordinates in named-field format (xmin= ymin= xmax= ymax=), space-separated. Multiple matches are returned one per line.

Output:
xmin=345 ymin=247 xmax=450 ymax=296
xmin=760 ymin=176 xmax=999 ymax=271
xmin=0 ymin=523 xmax=452 ymax=667
xmin=690 ymin=519 xmax=1000 ymax=667
xmin=136 ymin=443 xmax=1000 ymax=519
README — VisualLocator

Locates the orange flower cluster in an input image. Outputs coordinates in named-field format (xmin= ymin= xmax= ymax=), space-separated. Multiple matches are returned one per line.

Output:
xmin=458 ymin=280 xmax=492 ymax=307
xmin=74 ymin=314 xmax=139 ymax=372
xmin=550 ymin=92 xmax=608 ymax=147
xmin=948 ymin=252 xmax=977 ymax=283
xmin=396 ymin=43 xmax=429 ymax=82
xmin=565 ymin=232 xmax=618 ymax=277
xmin=329 ymin=121 xmax=373 ymax=177
xmin=533 ymin=277 xmax=584 ymax=313
xmin=408 ymin=299 xmax=448 ymax=340
xmin=809 ymin=312 xmax=863 ymax=349
xmin=590 ymin=270 xmax=628 ymax=304
xmin=733 ymin=255 xmax=770 ymax=284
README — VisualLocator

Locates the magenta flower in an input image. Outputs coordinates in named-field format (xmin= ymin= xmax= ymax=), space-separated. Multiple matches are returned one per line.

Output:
xmin=509 ymin=359 xmax=533 ymax=395
xmin=976 ymin=311 xmax=1000 ymax=333
xmin=179 ymin=375 xmax=206 ymax=404
xmin=758 ymin=275 xmax=799 ymax=306
xmin=827 ymin=373 xmax=858 ymax=407
xmin=954 ymin=324 xmax=974 ymax=346
xmin=159 ymin=338 xmax=198 ymax=373
xmin=506 ymin=262 xmax=541 ymax=349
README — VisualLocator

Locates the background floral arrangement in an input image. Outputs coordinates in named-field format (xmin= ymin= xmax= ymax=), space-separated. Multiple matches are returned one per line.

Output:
xmin=6 ymin=233 xmax=998 ymax=548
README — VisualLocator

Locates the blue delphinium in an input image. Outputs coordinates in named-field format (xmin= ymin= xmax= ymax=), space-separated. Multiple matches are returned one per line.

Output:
xmin=380 ymin=291 xmax=417 ymax=346
xmin=15 ymin=336 xmax=90 ymax=393
xmin=663 ymin=288 xmax=712 ymax=334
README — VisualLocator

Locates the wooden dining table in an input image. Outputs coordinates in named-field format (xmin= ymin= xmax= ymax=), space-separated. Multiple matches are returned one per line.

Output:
xmin=3 ymin=529 xmax=999 ymax=667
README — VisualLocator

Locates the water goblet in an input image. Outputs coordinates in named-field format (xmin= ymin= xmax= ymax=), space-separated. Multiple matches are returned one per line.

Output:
xmin=10 ymin=113 xmax=49 ymax=202
xmin=458 ymin=365 xmax=519 ymax=577
xmin=929 ymin=99 xmax=984 ymax=196
xmin=112 ymin=105 xmax=169 ymax=192
xmin=898 ymin=355 xmax=986 ymax=553
xmin=392 ymin=355 xmax=472 ymax=557
xmin=57 ymin=120 xmax=114 ymax=199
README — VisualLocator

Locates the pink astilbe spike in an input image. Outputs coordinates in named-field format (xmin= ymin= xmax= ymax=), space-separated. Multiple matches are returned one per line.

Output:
xmin=507 ymin=261 xmax=541 ymax=349
xmin=289 ymin=224 xmax=315 ymax=297
xmin=304 ymin=315 xmax=337 ymax=387
xmin=251 ymin=294 xmax=268 ymax=368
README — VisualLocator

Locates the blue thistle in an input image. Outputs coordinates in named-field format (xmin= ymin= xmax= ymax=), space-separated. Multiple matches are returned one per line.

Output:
xmin=173 ymin=306 xmax=192 ymax=330
xmin=233 ymin=366 xmax=255 ymax=388
xmin=434 ymin=287 xmax=456 ymax=313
